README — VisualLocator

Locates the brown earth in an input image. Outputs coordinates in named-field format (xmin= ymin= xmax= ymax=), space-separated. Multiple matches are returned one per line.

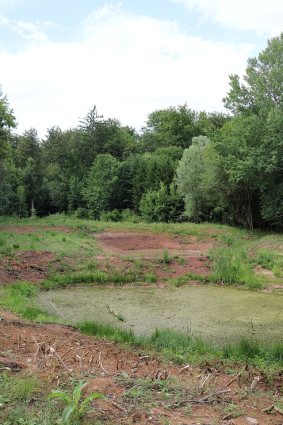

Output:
xmin=0 ymin=250 xmax=55 ymax=284
xmin=0 ymin=228 xmax=213 ymax=285
xmin=95 ymin=231 xmax=213 ymax=284
xmin=0 ymin=310 xmax=282 ymax=425
xmin=95 ymin=231 xmax=214 ymax=254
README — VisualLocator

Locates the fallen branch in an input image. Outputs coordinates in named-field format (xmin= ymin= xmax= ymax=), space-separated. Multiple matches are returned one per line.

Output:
xmin=224 ymin=372 xmax=242 ymax=388
xmin=170 ymin=389 xmax=231 ymax=408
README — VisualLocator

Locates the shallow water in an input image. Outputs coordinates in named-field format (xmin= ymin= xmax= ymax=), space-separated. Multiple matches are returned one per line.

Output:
xmin=39 ymin=285 xmax=283 ymax=344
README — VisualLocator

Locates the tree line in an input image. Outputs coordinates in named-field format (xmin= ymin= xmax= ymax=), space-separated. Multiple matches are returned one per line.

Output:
xmin=0 ymin=34 xmax=282 ymax=229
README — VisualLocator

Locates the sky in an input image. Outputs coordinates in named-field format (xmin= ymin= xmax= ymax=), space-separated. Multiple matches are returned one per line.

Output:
xmin=0 ymin=0 xmax=282 ymax=138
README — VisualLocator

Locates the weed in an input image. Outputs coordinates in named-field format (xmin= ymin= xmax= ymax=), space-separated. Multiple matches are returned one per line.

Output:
xmin=48 ymin=380 xmax=104 ymax=424
xmin=0 ymin=375 xmax=41 ymax=402
xmin=168 ymin=272 xmax=208 ymax=286
xmin=223 ymin=402 xmax=244 ymax=418
xmin=78 ymin=321 xmax=135 ymax=343
xmin=210 ymin=246 xmax=262 ymax=288
xmin=41 ymin=271 xmax=108 ymax=289
xmin=143 ymin=272 xmax=157 ymax=283
xmin=255 ymin=249 xmax=276 ymax=270
xmin=175 ymin=256 xmax=186 ymax=265
xmin=161 ymin=250 xmax=171 ymax=264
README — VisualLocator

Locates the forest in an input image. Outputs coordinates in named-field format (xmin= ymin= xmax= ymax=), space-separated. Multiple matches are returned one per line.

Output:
xmin=0 ymin=33 xmax=282 ymax=230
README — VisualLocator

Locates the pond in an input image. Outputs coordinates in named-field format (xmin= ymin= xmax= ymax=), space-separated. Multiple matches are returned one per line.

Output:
xmin=38 ymin=285 xmax=283 ymax=344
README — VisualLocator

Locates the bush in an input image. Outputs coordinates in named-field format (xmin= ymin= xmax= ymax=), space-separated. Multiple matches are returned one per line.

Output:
xmin=100 ymin=209 xmax=122 ymax=222
xmin=140 ymin=182 xmax=184 ymax=223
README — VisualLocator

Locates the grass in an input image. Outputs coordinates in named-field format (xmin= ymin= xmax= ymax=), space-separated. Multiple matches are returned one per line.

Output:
xmin=209 ymin=245 xmax=264 ymax=289
xmin=77 ymin=320 xmax=283 ymax=370
xmin=0 ymin=375 xmax=41 ymax=402
xmin=0 ymin=283 xmax=60 ymax=323
xmin=41 ymin=269 xmax=154 ymax=290
xmin=78 ymin=320 xmax=136 ymax=343
xmin=168 ymin=272 xmax=209 ymax=286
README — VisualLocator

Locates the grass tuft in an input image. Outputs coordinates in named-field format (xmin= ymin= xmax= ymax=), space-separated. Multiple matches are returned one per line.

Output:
xmin=78 ymin=321 xmax=135 ymax=343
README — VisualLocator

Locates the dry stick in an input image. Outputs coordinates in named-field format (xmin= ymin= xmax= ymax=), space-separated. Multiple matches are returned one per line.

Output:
xmin=76 ymin=354 xmax=83 ymax=369
xmin=111 ymin=400 xmax=127 ymax=413
xmin=178 ymin=364 xmax=192 ymax=374
xmin=60 ymin=345 xmax=77 ymax=359
xmin=197 ymin=389 xmax=230 ymax=403
xmin=224 ymin=372 xmax=242 ymax=388
xmin=171 ymin=389 xmax=231 ymax=408
xmin=97 ymin=351 xmax=109 ymax=375
xmin=49 ymin=346 xmax=72 ymax=373
xmin=56 ymin=335 xmax=75 ymax=349
xmin=200 ymin=373 xmax=211 ymax=389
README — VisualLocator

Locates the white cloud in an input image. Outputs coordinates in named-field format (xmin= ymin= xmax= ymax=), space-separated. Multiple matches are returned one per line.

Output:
xmin=174 ymin=0 xmax=283 ymax=36
xmin=0 ymin=15 xmax=53 ymax=41
xmin=0 ymin=5 xmax=254 ymax=138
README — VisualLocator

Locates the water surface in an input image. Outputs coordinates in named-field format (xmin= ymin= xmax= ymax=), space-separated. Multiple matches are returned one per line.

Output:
xmin=39 ymin=285 xmax=283 ymax=344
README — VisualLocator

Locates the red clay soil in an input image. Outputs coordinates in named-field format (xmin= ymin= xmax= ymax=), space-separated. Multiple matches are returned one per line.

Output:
xmin=0 ymin=310 xmax=282 ymax=425
xmin=95 ymin=232 xmax=214 ymax=254
xmin=0 ymin=250 xmax=54 ymax=284
xmin=95 ymin=231 xmax=212 ymax=283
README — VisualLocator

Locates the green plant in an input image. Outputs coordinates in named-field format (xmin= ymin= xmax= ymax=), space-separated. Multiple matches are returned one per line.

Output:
xmin=223 ymin=402 xmax=244 ymax=418
xmin=162 ymin=249 xmax=171 ymax=264
xmin=48 ymin=380 xmax=104 ymax=424
xmin=1 ymin=376 xmax=41 ymax=402
xmin=143 ymin=272 xmax=157 ymax=283
xmin=210 ymin=246 xmax=262 ymax=288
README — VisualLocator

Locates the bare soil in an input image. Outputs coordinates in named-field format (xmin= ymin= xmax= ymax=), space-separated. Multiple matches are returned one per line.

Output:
xmin=95 ymin=231 xmax=213 ymax=254
xmin=95 ymin=231 xmax=212 ymax=284
xmin=0 ymin=310 xmax=282 ymax=425
xmin=0 ymin=250 xmax=55 ymax=284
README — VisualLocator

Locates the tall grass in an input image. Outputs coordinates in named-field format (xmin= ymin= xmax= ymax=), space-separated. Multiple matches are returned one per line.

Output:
xmin=78 ymin=321 xmax=135 ymax=343
xmin=41 ymin=270 xmax=145 ymax=289
xmin=78 ymin=322 xmax=283 ymax=368
xmin=210 ymin=245 xmax=263 ymax=289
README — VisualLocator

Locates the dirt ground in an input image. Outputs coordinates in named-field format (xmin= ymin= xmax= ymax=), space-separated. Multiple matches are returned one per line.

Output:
xmin=0 ymin=310 xmax=282 ymax=425
xmin=95 ymin=231 xmax=212 ymax=284
xmin=0 ymin=250 xmax=55 ymax=284
xmin=95 ymin=231 xmax=214 ymax=254
xmin=0 ymin=228 xmax=212 ymax=285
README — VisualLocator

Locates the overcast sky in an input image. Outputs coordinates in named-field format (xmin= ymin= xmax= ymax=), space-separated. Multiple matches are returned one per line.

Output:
xmin=0 ymin=0 xmax=282 ymax=138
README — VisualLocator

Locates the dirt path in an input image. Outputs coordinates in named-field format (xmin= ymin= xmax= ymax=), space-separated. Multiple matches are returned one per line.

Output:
xmin=0 ymin=310 xmax=282 ymax=425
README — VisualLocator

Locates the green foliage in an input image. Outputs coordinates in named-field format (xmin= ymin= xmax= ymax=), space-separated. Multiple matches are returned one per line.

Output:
xmin=176 ymin=136 xmax=224 ymax=222
xmin=83 ymin=154 xmax=120 ymax=218
xmin=224 ymin=33 xmax=283 ymax=114
xmin=48 ymin=380 xmax=104 ymax=424
xmin=140 ymin=182 xmax=184 ymax=222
